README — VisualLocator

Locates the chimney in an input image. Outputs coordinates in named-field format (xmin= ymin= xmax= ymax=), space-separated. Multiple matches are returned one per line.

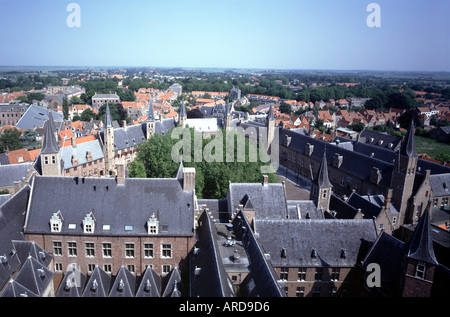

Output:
xmin=262 ymin=175 xmax=268 ymax=187
xmin=384 ymin=188 xmax=393 ymax=213
xmin=71 ymin=155 xmax=78 ymax=166
xmin=123 ymin=120 xmax=127 ymax=129
xmin=182 ymin=167 xmax=196 ymax=191
xmin=71 ymin=136 xmax=77 ymax=148
xmin=13 ymin=181 xmax=21 ymax=194
xmin=226 ymin=223 xmax=233 ymax=240
xmin=116 ymin=162 xmax=125 ymax=185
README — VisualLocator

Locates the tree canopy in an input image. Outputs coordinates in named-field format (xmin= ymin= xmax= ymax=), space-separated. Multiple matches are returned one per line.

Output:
xmin=129 ymin=127 xmax=278 ymax=199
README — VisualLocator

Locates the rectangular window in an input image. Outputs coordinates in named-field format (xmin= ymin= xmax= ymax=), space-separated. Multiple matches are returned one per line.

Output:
xmin=102 ymin=243 xmax=112 ymax=257
xmin=312 ymin=286 xmax=321 ymax=297
xmin=51 ymin=155 xmax=56 ymax=164
xmin=298 ymin=267 xmax=306 ymax=281
xmin=296 ymin=287 xmax=305 ymax=297
xmin=53 ymin=241 xmax=62 ymax=256
xmin=103 ymin=264 xmax=112 ymax=274
xmin=85 ymin=242 xmax=95 ymax=257
xmin=331 ymin=268 xmax=340 ymax=281
xmin=314 ymin=268 xmax=323 ymax=281
xmin=161 ymin=243 xmax=172 ymax=258
xmin=87 ymin=264 xmax=96 ymax=273
xmin=127 ymin=265 xmax=135 ymax=273
xmin=280 ymin=267 xmax=289 ymax=280
xmin=144 ymin=243 xmax=154 ymax=258
xmin=68 ymin=242 xmax=77 ymax=257
xmin=415 ymin=261 xmax=426 ymax=279
xmin=54 ymin=263 xmax=63 ymax=272
xmin=125 ymin=243 xmax=135 ymax=258
xmin=162 ymin=265 xmax=171 ymax=274
xmin=44 ymin=156 xmax=49 ymax=165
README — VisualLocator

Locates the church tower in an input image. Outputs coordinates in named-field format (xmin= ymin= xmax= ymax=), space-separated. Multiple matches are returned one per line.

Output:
xmin=103 ymin=104 xmax=116 ymax=176
xmin=146 ymin=99 xmax=155 ymax=139
xmin=40 ymin=112 xmax=61 ymax=176
xmin=265 ymin=104 xmax=276 ymax=153
xmin=224 ymin=103 xmax=232 ymax=130
xmin=179 ymin=100 xmax=187 ymax=128
xmin=402 ymin=206 xmax=439 ymax=297
xmin=391 ymin=120 xmax=418 ymax=228
xmin=310 ymin=148 xmax=333 ymax=212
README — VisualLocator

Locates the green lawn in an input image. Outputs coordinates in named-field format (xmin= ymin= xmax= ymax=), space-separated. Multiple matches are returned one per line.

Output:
xmin=415 ymin=136 xmax=450 ymax=160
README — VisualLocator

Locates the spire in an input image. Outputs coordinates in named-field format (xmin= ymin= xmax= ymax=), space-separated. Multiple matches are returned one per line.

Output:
xmin=147 ymin=99 xmax=155 ymax=122
xmin=179 ymin=100 xmax=187 ymax=118
xmin=400 ymin=120 xmax=417 ymax=158
xmin=405 ymin=205 xmax=438 ymax=265
xmin=267 ymin=104 xmax=274 ymax=121
xmin=312 ymin=147 xmax=332 ymax=188
xmin=104 ymin=104 xmax=113 ymax=128
xmin=41 ymin=113 xmax=59 ymax=154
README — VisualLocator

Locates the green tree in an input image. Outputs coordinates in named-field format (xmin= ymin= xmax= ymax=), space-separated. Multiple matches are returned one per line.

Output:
xmin=129 ymin=127 xmax=277 ymax=199
xmin=62 ymin=97 xmax=69 ymax=120
xmin=20 ymin=130 xmax=41 ymax=149
xmin=0 ymin=128 xmax=22 ymax=153
xmin=80 ymin=108 xmax=96 ymax=122
xmin=279 ymin=102 xmax=292 ymax=114
xmin=69 ymin=96 xmax=84 ymax=105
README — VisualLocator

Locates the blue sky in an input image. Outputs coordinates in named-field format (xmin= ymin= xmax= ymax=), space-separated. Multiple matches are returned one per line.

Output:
xmin=0 ymin=0 xmax=448 ymax=71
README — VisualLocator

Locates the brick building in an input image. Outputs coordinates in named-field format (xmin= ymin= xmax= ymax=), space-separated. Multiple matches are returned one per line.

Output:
xmin=0 ymin=103 xmax=29 ymax=127
xmin=23 ymin=163 xmax=197 ymax=277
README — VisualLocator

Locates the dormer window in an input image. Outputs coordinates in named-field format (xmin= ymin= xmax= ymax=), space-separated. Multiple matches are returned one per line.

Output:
xmin=147 ymin=213 xmax=159 ymax=234
xmin=50 ymin=211 xmax=63 ymax=232
xmin=83 ymin=212 xmax=96 ymax=233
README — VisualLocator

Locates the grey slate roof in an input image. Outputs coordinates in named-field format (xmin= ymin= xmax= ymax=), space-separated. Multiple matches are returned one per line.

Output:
xmin=0 ymin=185 xmax=31 ymax=288
xmin=345 ymin=192 xmax=399 ymax=220
xmin=60 ymin=139 xmax=104 ymax=170
xmin=40 ymin=113 xmax=60 ymax=154
xmin=13 ymin=255 xmax=54 ymax=296
xmin=190 ymin=211 xmax=235 ymax=297
xmin=82 ymin=265 xmax=111 ymax=297
xmin=233 ymin=210 xmax=286 ymax=297
xmin=11 ymin=240 xmax=52 ymax=268
xmin=135 ymin=266 xmax=161 ymax=297
xmin=155 ymin=118 xmax=177 ymax=135
xmin=147 ymin=100 xmax=155 ymax=122
xmin=92 ymin=93 xmax=119 ymax=99
xmin=311 ymin=149 xmax=332 ymax=188
xmin=255 ymin=219 xmax=378 ymax=267
xmin=286 ymin=200 xmax=324 ymax=219
xmin=358 ymin=129 xmax=401 ymax=150
xmin=179 ymin=100 xmax=187 ymax=117
xmin=227 ymin=183 xmax=288 ymax=220
xmin=161 ymin=267 xmax=185 ymax=297
xmin=337 ymin=133 xmax=450 ymax=175
xmin=279 ymin=128 xmax=394 ymax=189
xmin=24 ymin=175 xmax=195 ymax=237
xmin=359 ymin=232 xmax=406 ymax=297
xmin=15 ymin=104 xmax=64 ymax=130
xmin=0 ymin=163 xmax=33 ymax=187
xmin=104 ymin=104 xmax=113 ymax=127
xmin=429 ymin=173 xmax=450 ymax=197
xmin=109 ymin=265 xmax=136 ymax=297
xmin=405 ymin=208 xmax=439 ymax=265
xmin=1 ymin=279 xmax=39 ymax=297
xmin=400 ymin=121 xmax=418 ymax=158
xmin=55 ymin=266 xmax=87 ymax=297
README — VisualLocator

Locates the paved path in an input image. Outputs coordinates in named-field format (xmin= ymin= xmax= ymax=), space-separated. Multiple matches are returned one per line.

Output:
xmin=275 ymin=165 xmax=311 ymax=200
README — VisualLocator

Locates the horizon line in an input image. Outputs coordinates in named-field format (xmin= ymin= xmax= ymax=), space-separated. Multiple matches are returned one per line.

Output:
xmin=0 ymin=65 xmax=449 ymax=74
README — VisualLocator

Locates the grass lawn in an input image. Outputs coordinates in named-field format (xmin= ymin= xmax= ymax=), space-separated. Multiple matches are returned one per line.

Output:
xmin=415 ymin=136 xmax=450 ymax=160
